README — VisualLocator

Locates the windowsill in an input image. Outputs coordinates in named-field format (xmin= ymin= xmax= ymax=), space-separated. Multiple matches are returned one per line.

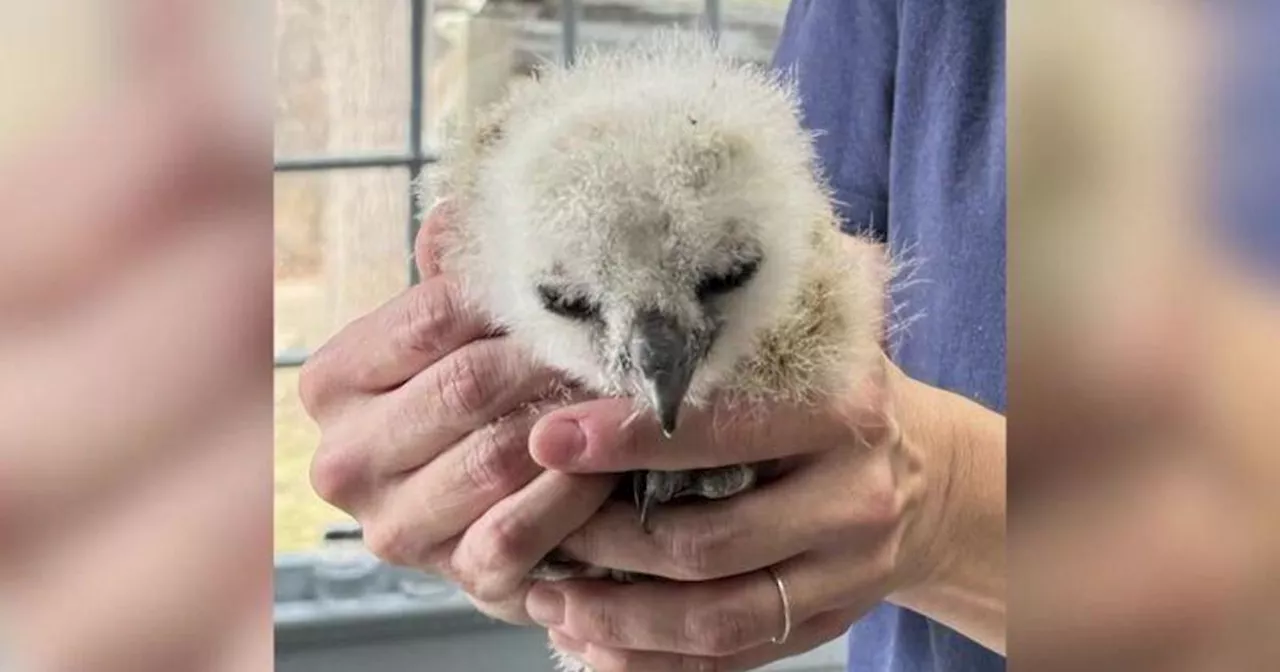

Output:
xmin=274 ymin=552 xmax=526 ymax=650
xmin=274 ymin=552 xmax=848 ymax=671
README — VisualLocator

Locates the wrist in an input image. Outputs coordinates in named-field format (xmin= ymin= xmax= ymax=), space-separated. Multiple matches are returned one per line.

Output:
xmin=885 ymin=369 xmax=1007 ymax=653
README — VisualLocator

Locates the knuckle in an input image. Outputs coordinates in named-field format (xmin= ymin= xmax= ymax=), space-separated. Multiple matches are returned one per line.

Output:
xmin=863 ymin=465 xmax=906 ymax=529
xmin=459 ymin=570 xmax=513 ymax=603
xmin=563 ymin=519 xmax=602 ymax=567
xmin=363 ymin=520 xmax=420 ymax=568
xmin=297 ymin=347 xmax=336 ymax=417
xmin=463 ymin=592 xmax=528 ymax=625
xmin=448 ymin=565 xmax=482 ymax=596
xmin=578 ymin=603 xmax=628 ymax=648
xmin=684 ymin=605 xmax=756 ymax=655
xmin=473 ymin=513 xmax=538 ymax=579
xmin=665 ymin=531 xmax=711 ymax=579
xmin=398 ymin=279 xmax=465 ymax=357
xmin=432 ymin=346 xmax=499 ymax=419
xmin=462 ymin=417 xmax=535 ymax=494
xmin=802 ymin=611 xmax=846 ymax=642
xmin=309 ymin=439 xmax=368 ymax=509
xmin=662 ymin=517 xmax=730 ymax=580
xmin=456 ymin=527 xmax=533 ymax=601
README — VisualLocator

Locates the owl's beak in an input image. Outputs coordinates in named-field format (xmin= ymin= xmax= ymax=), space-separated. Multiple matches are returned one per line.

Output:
xmin=630 ymin=311 xmax=700 ymax=438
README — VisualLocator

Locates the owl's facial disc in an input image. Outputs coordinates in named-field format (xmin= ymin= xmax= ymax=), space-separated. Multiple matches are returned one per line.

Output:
xmin=534 ymin=247 xmax=764 ymax=437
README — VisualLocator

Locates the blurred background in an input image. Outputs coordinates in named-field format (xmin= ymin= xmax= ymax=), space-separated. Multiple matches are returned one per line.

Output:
xmin=1008 ymin=2 xmax=1280 ymax=670
xmin=1 ymin=2 xmax=272 ymax=671
xmin=1 ymin=0 xmax=1277 ymax=671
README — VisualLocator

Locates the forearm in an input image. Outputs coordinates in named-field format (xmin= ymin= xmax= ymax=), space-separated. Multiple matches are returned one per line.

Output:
xmin=888 ymin=372 xmax=1007 ymax=654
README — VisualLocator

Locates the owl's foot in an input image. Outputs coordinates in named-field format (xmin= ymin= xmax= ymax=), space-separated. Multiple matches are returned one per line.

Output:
xmin=686 ymin=463 xmax=759 ymax=500
xmin=527 ymin=465 xmax=759 ymax=585
xmin=528 ymin=552 xmax=605 ymax=582
xmin=529 ymin=549 xmax=650 ymax=583
xmin=634 ymin=464 xmax=757 ymax=532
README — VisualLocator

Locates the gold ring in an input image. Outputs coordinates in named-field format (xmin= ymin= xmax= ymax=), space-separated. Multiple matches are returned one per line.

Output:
xmin=766 ymin=567 xmax=792 ymax=645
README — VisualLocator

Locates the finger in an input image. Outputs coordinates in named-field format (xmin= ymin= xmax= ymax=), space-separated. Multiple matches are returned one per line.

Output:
xmin=299 ymin=275 xmax=492 ymax=415
xmin=414 ymin=199 xmax=454 ymax=279
xmin=558 ymin=452 xmax=892 ymax=580
xmin=530 ymin=570 xmax=783 ymax=657
xmin=353 ymin=408 xmax=549 ymax=561
xmin=531 ymin=396 xmax=856 ymax=472
xmin=452 ymin=470 xmax=618 ymax=601
xmin=548 ymin=607 xmax=855 ymax=672
xmin=376 ymin=339 xmax=560 ymax=476
xmin=712 ymin=607 xmax=858 ymax=671
xmin=533 ymin=554 xmax=888 ymax=657
xmin=309 ymin=347 xmax=558 ymax=512
xmin=464 ymin=587 xmax=537 ymax=626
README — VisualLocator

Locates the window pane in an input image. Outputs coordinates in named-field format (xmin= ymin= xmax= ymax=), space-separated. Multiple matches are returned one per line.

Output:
xmin=418 ymin=3 xmax=787 ymax=152
xmin=276 ymin=0 xmax=411 ymax=156
xmin=709 ymin=0 xmax=788 ymax=62
xmin=423 ymin=8 xmax=528 ymax=152
xmin=274 ymin=167 xmax=411 ymax=357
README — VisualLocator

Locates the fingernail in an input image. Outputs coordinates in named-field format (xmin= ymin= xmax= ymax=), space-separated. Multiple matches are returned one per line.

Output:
xmin=527 ymin=584 xmax=564 ymax=626
xmin=536 ymin=419 xmax=585 ymax=467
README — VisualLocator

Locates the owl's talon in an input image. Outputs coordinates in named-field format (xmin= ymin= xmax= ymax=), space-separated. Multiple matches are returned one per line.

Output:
xmin=682 ymin=464 xmax=757 ymax=500
xmin=638 ymin=489 xmax=656 ymax=534
xmin=632 ymin=470 xmax=644 ymax=512
xmin=530 ymin=550 xmax=615 ymax=581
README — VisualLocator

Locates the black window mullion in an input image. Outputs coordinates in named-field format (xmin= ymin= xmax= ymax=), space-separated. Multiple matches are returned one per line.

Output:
xmin=407 ymin=0 xmax=429 ymax=286
xmin=705 ymin=0 xmax=722 ymax=39
xmin=562 ymin=0 xmax=581 ymax=66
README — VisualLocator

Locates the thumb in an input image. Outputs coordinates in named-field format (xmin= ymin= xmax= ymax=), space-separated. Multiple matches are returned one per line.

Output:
xmin=530 ymin=393 xmax=845 ymax=473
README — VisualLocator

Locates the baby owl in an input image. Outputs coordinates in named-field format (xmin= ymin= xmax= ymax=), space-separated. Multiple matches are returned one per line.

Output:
xmin=427 ymin=29 xmax=887 ymax=671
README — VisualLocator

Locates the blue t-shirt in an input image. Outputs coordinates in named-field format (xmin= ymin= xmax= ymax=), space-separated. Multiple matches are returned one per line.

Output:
xmin=772 ymin=1 xmax=1006 ymax=671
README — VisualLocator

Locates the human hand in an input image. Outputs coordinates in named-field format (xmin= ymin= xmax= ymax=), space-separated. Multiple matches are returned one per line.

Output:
xmin=302 ymin=203 xmax=618 ymax=624
xmin=521 ymin=356 xmax=968 ymax=671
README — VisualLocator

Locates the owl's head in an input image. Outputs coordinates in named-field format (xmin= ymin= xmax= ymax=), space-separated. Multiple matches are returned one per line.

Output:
xmin=449 ymin=35 xmax=834 ymax=434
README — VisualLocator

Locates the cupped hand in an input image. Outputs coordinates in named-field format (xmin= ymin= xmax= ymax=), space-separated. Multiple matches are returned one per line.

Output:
xmin=302 ymin=204 xmax=618 ymax=623
xmin=523 ymin=356 xmax=960 ymax=671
